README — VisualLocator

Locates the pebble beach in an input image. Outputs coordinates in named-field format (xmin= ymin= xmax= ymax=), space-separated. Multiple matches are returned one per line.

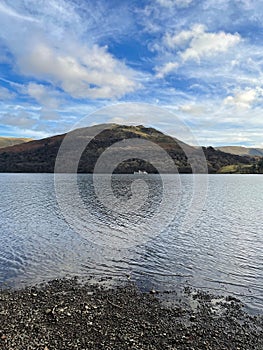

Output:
xmin=0 ymin=278 xmax=262 ymax=350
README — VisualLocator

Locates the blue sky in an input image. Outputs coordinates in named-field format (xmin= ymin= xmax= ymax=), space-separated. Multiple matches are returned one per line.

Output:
xmin=0 ymin=0 xmax=263 ymax=147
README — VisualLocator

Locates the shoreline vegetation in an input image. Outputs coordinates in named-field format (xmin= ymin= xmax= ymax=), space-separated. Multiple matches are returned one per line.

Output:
xmin=0 ymin=278 xmax=262 ymax=349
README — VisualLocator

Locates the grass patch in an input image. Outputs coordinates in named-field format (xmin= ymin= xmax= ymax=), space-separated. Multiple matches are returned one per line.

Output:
xmin=218 ymin=164 xmax=253 ymax=174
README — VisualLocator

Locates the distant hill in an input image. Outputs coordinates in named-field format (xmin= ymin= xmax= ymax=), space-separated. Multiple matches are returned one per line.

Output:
xmin=216 ymin=146 xmax=263 ymax=157
xmin=0 ymin=124 xmax=259 ymax=173
xmin=0 ymin=137 xmax=33 ymax=149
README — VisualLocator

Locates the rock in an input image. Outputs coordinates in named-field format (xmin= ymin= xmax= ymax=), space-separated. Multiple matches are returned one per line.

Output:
xmin=226 ymin=296 xmax=240 ymax=303
xmin=0 ymin=278 xmax=262 ymax=350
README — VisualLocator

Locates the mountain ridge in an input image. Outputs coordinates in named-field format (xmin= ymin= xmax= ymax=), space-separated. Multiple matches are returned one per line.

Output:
xmin=216 ymin=146 xmax=263 ymax=157
xmin=0 ymin=124 xmax=261 ymax=174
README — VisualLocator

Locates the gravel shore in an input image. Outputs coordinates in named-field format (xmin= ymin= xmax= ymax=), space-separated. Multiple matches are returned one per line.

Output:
xmin=0 ymin=278 xmax=262 ymax=350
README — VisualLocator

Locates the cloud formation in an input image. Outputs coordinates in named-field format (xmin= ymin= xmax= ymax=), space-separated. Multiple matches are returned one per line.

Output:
xmin=0 ymin=86 xmax=15 ymax=100
xmin=20 ymin=44 xmax=137 ymax=99
xmin=26 ymin=83 xmax=61 ymax=109
xmin=171 ymin=25 xmax=241 ymax=62
xmin=0 ymin=2 xmax=37 ymax=22
xmin=0 ymin=1 xmax=139 ymax=101
xmin=156 ymin=24 xmax=241 ymax=76
xmin=155 ymin=62 xmax=179 ymax=78
xmin=0 ymin=0 xmax=263 ymax=146
xmin=224 ymin=88 xmax=263 ymax=109
xmin=156 ymin=0 xmax=193 ymax=8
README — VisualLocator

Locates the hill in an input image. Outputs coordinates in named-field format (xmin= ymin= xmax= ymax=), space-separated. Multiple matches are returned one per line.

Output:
xmin=0 ymin=137 xmax=33 ymax=149
xmin=216 ymin=146 xmax=263 ymax=157
xmin=0 ymin=124 xmax=259 ymax=173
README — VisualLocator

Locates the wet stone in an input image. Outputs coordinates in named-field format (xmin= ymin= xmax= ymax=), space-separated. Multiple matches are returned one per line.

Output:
xmin=0 ymin=277 xmax=262 ymax=350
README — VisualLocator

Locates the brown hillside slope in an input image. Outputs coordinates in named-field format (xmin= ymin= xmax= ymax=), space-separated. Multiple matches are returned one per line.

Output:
xmin=0 ymin=137 xmax=33 ymax=149
xmin=0 ymin=124 xmax=254 ymax=173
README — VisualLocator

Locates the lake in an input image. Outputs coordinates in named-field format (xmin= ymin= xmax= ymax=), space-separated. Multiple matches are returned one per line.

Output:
xmin=0 ymin=173 xmax=262 ymax=314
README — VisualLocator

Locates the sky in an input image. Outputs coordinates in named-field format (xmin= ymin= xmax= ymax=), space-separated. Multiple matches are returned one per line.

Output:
xmin=0 ymin=0 xmax=263 ymax=147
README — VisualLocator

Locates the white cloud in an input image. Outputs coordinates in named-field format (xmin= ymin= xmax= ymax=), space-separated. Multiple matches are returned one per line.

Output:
xmin=156 ymin=0 xmax=193 ymax=8
xmin=224 ymin=88 xmax=263 ymax=108
xmin=0 ymin=86 xmax=15 ymax=100
xmin=165 ymin=24 xmax=241 ymax=62
xmin=27 ymin=82 xmax=61 ymax=109
xmin=19 ymin=43 xmax=138 ymax=100
xmin=155 ymin=24 xmax=241 ymax=77
xmin=155 ymin=62 xmax=179 ymax=78
xmin=182 ymin=31 xmax=241 ymax=62
xmin=0 ymin=2 xmax=37 ymax=22
xmin=179 ymin=103 xmax=207 ymax=115
xmin=0 ymin=0 xmax=263 ymax=147
xmin=169 ymin=95 xmax=263 ymax=147
xmin=0 ymin=1 xmax=140 ymax=101
xmin=41 ymin=110 xmax=60 ymax=121
xmin=165 ymin=24 xmax=206 ymax=48
xmin=0 ymin=111 xmax=37 ymax=128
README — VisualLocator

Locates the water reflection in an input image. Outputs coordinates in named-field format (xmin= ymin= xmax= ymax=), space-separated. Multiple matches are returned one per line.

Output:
xmin=0 ymin=173 xmax=262 ymax=314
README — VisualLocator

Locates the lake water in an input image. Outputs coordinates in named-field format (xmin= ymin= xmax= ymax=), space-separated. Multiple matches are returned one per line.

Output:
xmin=0 ymin=174 xmax=262 ymax=314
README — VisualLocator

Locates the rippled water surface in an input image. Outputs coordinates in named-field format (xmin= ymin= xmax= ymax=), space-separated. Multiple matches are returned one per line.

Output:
xmin=0 ymin=174 xmax=262 ymax=313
